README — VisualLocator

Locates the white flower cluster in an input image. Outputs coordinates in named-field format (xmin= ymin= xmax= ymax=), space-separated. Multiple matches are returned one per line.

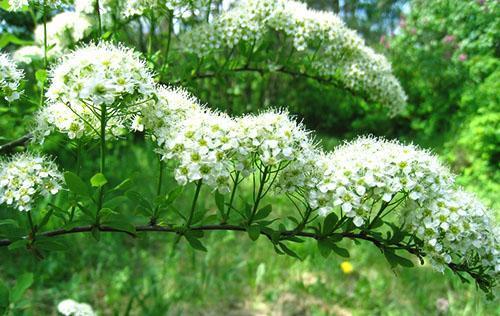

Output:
xmin=141 ymin=86 xmax=312 ymax=193
xmin=0 ymin=153 xmax=62 ymax=212
xmin=7 ymin=0 xmax=62 ymax=11
xmin=122 ymin=0 xmax=203 ymax=18
xmin=34 ymin=12 xmax=93 ymax=58
xmin=139 ymin=85 xmax=202 ymax=143
xmin=278 ymin=136 xmax=499 ymax=275
xmin=184 ymin=0 xmax=407 ymax=114
xmin=406 ymin=189 xmax=499 ymax=275
xmin=35 ymin=42 xmax=155 ymax=140
xmin=57 ymin=299 xmax=96 ymax=316
xmin=12 ymin=46 xmax=44 ymax=65
xmin=307 ymin=137 xmax=453 ymax=225
xmin=0 ymin=52 xmax=23 ymax=102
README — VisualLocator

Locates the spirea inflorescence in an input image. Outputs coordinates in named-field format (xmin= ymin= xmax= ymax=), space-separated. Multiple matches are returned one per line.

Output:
xmin=277 ymin=136 xmax=499 ymax=275
xmin=0 ymin=52 xmax=24 ymax=102
xmin=7 ymin=0 xmax=62 ymax=11
xmin=122 ymin=0 xmax=204 ymax=18
xmin=141 ymin=86 xmax=315 ymax=193
xmin=34 ymin=12 xmax=93 ymax=57
xmin=0 ymin=153 xmax=62 ymax=212
xmin=183 ymin=0 xmax=407 ymax=114
xmin=35 ymin=42 xmax=155 ymax=140
xmin=57 ymin=299 xmax=96 ymax=316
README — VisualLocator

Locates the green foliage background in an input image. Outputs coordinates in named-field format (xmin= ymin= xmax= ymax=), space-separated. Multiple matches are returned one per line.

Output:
xmin=0 ymin=0 xmax=498 ymax=314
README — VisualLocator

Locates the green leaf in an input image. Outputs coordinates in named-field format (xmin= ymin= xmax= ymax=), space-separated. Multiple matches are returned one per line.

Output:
xmin=64 ymin=172 xmax=89 ymax=196
xmin=0 ymin=219 xmax=19 ymax=228
xmin=7 ymin=240 xmax=28 ymax=251
xmin=317 ymin=239 xmax=332 ymax=258
xmin=278 ymin=243 xmax=301 ymax=260
xmin=332 ymin=245 xmax=350 ymax=258
xmin=190 ymin=209 xmax=207 ymax=225
xmin=328 ymin=234 xmax=343 ymax=242
xmin=384 ymin=249 xmax=414 ymax=268
xmin=323 ymin=212 xmax=339 ymax=235
xmin=0 ymin=34 xmax=33 ymax=49
xmin=101 ymin=30 xmax=113 ymax=40
xmin=0 ymin=0 xmax=11 ymax=11
xmin=35 ymin=238 xmax=69 ymax=252
xmin=247 ymin=225 xmax=261 ymax=241
xmin=98 ymin=208 xmax=116 ymax=221
xmin=10 ymin=273 xmax=33 ymax=304
xmin=185 ymin=235 xmax=207 ymax=252
xmin=35 ymin=69 xmax=47 ymax=84
xmin=370 ymin=217 xmax=385 ymax=229
xmin=254 ymin=204 xmax=272 ymax=221
xmin=125 ymin=191 xmax=152 ymax=210
xmin=90 ymin=173 xmax=108 ymax=188
xmin=76 ymin=203 xmax=95 ymax=220
xmin=37 ymin=209 xmax=53 ymax=230
xmin=214 ymin=191 xmax=225 ymax=217
xmin=103 ymin=196 xmax=128 ymax=209
xmin=165 ymin=187 xmax=183 ymax=205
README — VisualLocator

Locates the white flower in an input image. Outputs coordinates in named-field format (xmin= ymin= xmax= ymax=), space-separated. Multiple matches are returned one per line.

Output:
xmin=35 ymin=42 xmax=155 ymax=141
xmin=57 ymin=299 xmax=96 ymax=316
xmin=183 ymin=0 xmax=407 ymax=114
xmin=0 ymin=153 xmax=62 ymax=212
xmin=0 ymin=52 xmax=23 ymax=102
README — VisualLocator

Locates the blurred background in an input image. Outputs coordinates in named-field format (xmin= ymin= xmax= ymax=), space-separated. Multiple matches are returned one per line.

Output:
xmin=1 ymin=0 xmax=498 ymax=314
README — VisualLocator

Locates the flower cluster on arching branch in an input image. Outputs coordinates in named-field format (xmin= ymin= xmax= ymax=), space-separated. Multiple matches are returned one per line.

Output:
xmin=183 ymin=0 xmax=407 ymax=114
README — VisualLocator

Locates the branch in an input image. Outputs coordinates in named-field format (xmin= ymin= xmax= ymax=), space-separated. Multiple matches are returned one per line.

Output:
xmin=169 ymin=65 xmax=361 ymax=101
xmin=0 ymin=222 xmax=489 ymax=289
xmin=0 ymin=133 xmax=33 ymax=153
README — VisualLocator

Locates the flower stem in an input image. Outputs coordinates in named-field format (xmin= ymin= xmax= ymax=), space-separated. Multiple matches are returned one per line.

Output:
xmin=249 ymin=166 xmax=269 ymax=223
xmin=224 ymin=171 xmax=240 ymax=222
xmin=39 ymin=1 xmax=48 ymax=107
xmin=151 ymin=158 xmax=164 ymax=224
xmin=96 ymin=103 xmax=107 ymax=220
xmin=95 ymin=0 xmax=102 ymax=37
xmin=187 ymin=180 xmax=202 ymax=227
xmin=27 ymin=211 xmax=36 ymax=240
xmin=160 ymin=10 xmax=173 ymax=81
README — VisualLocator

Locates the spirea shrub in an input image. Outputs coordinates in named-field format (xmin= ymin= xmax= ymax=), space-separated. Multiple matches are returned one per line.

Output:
xmin=0 ymin=0 xmax=497 ymax=304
